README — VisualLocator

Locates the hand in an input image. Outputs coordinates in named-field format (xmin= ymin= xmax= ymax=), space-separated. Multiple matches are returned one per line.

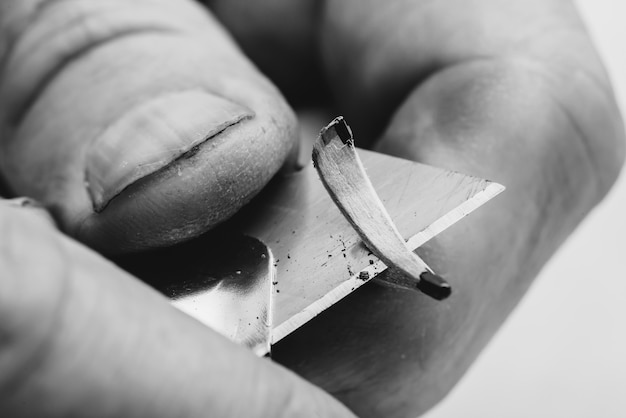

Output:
xmin=1 ymin=1 xmax=623 ymax=418
xmin=0 ymin=198 xmax=354 ymax=417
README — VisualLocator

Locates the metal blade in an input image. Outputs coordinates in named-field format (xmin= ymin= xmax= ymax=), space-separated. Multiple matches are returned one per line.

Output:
xmin=227 ymin=149 xmax=504 ymax=347
xmin=122 ymin=149 xmax=502 ymax=357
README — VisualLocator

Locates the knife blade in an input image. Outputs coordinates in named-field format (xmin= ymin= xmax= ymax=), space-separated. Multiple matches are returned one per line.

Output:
xmin=226 ymin=142 xmax=503 ymax=350
xmin=122 ymin=121 xmax=504 ymax=356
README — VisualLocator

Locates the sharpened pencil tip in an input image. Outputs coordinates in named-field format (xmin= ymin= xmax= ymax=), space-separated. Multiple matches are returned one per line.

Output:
xmin=417 ymin=272 xmax=452 ymax=300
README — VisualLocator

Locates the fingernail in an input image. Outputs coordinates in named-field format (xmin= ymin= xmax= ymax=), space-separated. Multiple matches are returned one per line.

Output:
xmin=85 ymin=91 xmax=254 ymax=212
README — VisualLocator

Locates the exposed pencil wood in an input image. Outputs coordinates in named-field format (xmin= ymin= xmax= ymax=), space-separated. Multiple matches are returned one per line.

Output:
xmin=312 ymin=117 xmax=450 ymax=300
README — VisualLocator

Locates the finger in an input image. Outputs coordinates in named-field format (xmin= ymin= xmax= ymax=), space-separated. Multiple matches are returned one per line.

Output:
xmin=205 ymin=0 xmax=326 ymax=106
xmin=0 ymin=0 xmax=298 ymax=253
xmin=273 ymin=1 xmax=625 ymax=417
xmin=319 ymin=0 xmax=621 ymax=145
xmin=0 ymin=200 xmax=354 ymax=418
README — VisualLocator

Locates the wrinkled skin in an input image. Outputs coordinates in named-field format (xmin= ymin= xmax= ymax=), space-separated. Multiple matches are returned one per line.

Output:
xmin=0 ymin=1 xmax=624 ymax=417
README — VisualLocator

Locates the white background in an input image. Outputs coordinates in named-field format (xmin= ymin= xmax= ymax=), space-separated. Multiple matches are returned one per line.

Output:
xmin=425 ymin=1 xmax=626 ymax=417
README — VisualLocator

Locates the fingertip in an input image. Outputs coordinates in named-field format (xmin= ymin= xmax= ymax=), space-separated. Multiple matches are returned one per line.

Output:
xmin=1 ymin=0 xmax=300 ymax=254
xmin=77 ymin=100 xmax=297 ymax=254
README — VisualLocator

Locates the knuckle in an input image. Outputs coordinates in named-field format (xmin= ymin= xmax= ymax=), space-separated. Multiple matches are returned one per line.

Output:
xmin=0 ymin=0 xmax=199 ymax=128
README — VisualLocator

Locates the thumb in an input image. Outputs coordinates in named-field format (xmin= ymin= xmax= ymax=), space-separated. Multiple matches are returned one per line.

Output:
xmin=0 ymin=199 xmax=354 ymax=418
xmin=0 ymin=0 xmax=298 ymax=253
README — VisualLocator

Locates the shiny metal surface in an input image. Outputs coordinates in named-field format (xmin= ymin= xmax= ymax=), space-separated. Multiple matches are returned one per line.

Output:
xmin=119 ymin=234 xmax=274 ymax=356
xmin=119 ymin=149 xmax=501 ymax=355
xmin=227 ymin=148 xmax=503 ymax=343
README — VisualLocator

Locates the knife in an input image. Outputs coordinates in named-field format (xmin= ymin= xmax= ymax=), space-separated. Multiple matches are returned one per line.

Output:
xmin=121 ymin=118 xmax=504 ymax=356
